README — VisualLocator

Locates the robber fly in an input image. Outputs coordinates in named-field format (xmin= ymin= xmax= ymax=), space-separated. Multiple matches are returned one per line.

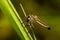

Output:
xmin=27 ymin=14 xmax=50 ymax=30
xmin=20 ymin=3 xmax=50 ymax=30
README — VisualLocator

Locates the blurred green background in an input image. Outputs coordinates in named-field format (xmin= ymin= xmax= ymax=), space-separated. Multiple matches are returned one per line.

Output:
xmin=0 ymin=0 xmax=60 ymax=40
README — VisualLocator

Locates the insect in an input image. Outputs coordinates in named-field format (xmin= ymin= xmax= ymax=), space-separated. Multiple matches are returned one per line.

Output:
xmin=20 ymin=3 xmax=50 ymax=30
xmin=27 ymin=14 xmax=50 ymax=30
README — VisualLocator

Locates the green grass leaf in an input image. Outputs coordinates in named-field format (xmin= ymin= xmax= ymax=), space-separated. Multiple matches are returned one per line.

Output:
xmin=0 ymin=0 xmax=33 ymax=40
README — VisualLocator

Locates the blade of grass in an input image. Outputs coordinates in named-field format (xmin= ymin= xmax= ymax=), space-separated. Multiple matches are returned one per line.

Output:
xmin=20 ymin=3 xmax=27 ymax=18
xmin=0 ymin=0 xmax=33 ymax=40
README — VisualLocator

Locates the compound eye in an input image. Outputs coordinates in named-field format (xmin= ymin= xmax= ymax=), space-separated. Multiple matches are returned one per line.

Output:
xmin=26 ymin=16 xmax=30 ymax=22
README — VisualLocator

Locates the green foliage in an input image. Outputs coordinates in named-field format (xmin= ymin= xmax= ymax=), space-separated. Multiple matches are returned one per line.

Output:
xmin=0 ymin=0 xmax=34 ymax=40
